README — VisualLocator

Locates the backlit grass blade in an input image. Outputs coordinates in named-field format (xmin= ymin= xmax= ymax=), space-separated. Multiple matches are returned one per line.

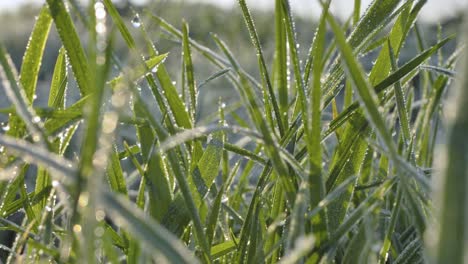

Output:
xmin=19 ymin=5 xmax=52 ymax=102
xmin=132 ymin=96 xmax=172 ymax=220
xmin=43 ymin=96 xmax=88 ymax=134
xmin=182 ymin=21 xmax=197 ymax=122
xmin=46 ymin=0 xmax=91 ymax=95
xmin=0 ymin=134 xmax=75 ymax=183
xmin=238 ymin=0 xmax=284 ymax=135
xmin=100 ymin=191 xmax=199 ymax=264
xmin=273 ymin=0 xmax=288 ymax=129
xmin=388 ymin=41 xmax=411 ymax=145
xmin=102 ymin=0 xmax=136 ymax=49
xmin=106 ymin=146 xmax=128 ymax=195
xmin=326 ymin=36 xmax=453 ymax=137
xmin=327 ymin=12 xmax=398 ymax=159
xmin=0 ymin=46 xmax=46 ymax=144
xmin=108 ymin=53 xmax=168 ymax=87
xmin=48 ymin=47 xmax=67 ymax=108
xmin=368 ymin=1 xmax=412 ymax=85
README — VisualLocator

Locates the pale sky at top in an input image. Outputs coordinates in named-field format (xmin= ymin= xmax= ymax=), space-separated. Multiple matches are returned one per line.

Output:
xmin=0 ymin=0 xmax=466 ymax=23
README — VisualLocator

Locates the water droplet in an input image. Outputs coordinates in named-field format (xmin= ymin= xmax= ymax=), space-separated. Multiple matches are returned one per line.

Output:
xmin=52 ymin=180 xmax=59 ymax=187
xmin=78 ymin=193 xmax=89 ymax=207
xmin=2 ymin=124 xmax=10 ymax=131
xmin=32 ymin=133 xmax=41 ymax=142
xmin=94 ymin=227 xmax=105 ymax=237
xmin=220 ymin=103 xmax=226 ymax=109
xmin=32 ymin=116 xmax=41 ymax=123
xmin=95 ymin=210 xmax=106 ymax=221
xmin=45 ymin=206 xmax=52 ymax=212
xmin=73 ymin=224 xmax=82 ymax=233
xmin=131 ymin=16 xmax=141 ymax=28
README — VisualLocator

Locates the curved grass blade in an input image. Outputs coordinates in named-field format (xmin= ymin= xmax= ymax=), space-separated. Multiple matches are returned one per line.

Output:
xmin=388 ymin=41 xmax=411 ymax=145
xmin=19 ymin=5 xmax=52 ymax=102
xmin=100 ymin=191 xmax=199 ymax=264
xmin=182 ymin=21 xmax=197 ymax=122
xmin=238 ymin=0 xmax=284 ymax=135
xmin=325 ymin=35 xmax=453 ymax=138
xmin=48 ymin=47 xmax=67 ymax=108
xmin=46 ymin=0 xmax=91 ymax=95
xmin=0 ymin=46 xmax=46 ymax=144
xmin=0 ymin=134 xmax=75 ymax=183
xmin=419 ymin=64 xmax=456 ymax=78
xmin=327 ymin=11 xmax=398 ymax=159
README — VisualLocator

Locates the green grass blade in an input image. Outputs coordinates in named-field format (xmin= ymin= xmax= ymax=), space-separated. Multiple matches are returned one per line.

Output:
xmin=273 ymin=0 xmax=288 ymax=129
xmin=46 ymin=0 xmax=91 ymax=95
xmin=238 ymin=0 xmax=284 ymax=135
xmin=388 ymin=41 xmax=411 ymax=145
xmin=0 ymin=45 xmax=46 ymax=144
xmin=19 ymin=5 xmax=52 ymax=102
xmin=327 ymin=12 xmax=398 ymax=158
xmin=0 ymin=134 xmax=75 ymax=183
xmin=182 ymin=21 xmax=197 ymax=122
xmin=106 ymin=146 xmax=128 ymax=195
xmin=100 ymin=191 xmax=199 ymax=264
xmin=48 ymin=47 xmax=67 ymax=108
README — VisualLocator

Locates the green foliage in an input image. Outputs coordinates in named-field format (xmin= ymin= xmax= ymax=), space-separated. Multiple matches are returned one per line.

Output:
xmin=0 ymin=0 xmax=464 ymax=263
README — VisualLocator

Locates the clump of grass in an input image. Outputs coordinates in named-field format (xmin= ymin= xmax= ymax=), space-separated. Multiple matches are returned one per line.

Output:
xmin=0 ymin=0 xmax=464 ymax=263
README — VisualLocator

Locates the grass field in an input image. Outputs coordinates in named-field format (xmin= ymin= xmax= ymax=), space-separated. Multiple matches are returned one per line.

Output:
xmin=0 ymin=0 xmax=466 ymax=263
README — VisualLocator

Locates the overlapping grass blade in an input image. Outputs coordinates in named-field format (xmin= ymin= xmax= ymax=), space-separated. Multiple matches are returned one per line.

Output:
xmin=238 ymin=0 xmax=284 ymax=135
xmin=0 ymin=46 xmax=46 ymax=144
xmin=100 ymin=191 xmax=199 ymax=264
xmin=46 ymin=0 xmax=91 ymax=95
xmin=19 ymin=5 xmax=52 ymax=102
xmin=0 ymin=134 xmax=75 ymax=183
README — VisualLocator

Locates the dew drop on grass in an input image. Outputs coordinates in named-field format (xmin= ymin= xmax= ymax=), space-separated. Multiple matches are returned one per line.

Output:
xmin=221 ymin=195 xmax=229 ymax=203
xmin=94 ymin=227 xmax=105 ymax=237
xmin=131 ymin=16 xmax=141 ymax=28
xmin=73 ymin=224 xmax=82 ymax=233
xmin=52 ymin=180 xmax=59 ymax=187
xmin=32 ymin=116 xmax=41 ymax=123
xmin=2 ymin=124 xmax=10 ymax=131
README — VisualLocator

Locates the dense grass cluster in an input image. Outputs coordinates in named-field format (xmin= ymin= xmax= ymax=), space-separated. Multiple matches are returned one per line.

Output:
xmin=0 ymin=0 xmax=466 ymax=263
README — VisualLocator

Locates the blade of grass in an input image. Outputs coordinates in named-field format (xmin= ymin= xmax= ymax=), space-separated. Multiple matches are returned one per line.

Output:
xmin=46 ymin=0 xmax=91 ymax=95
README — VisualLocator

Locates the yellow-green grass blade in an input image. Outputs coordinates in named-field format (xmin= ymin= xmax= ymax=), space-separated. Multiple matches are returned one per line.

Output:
xmin=46 ymin=0 xmax=91 ymax=96
xmin=0 ymin=46 xmax=46 ymax=144
xmin=238 ymin=0 xmax=285 ymax=135
xmin=182 ymin=21 xmax=197 ymax=122
xmin=0 ymin=134 xmax=75 ymax=184
xmin=48 ymin=47 xmax=67 ymax=109
xmin=19 ymin=5 xmax=52 ymax=102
